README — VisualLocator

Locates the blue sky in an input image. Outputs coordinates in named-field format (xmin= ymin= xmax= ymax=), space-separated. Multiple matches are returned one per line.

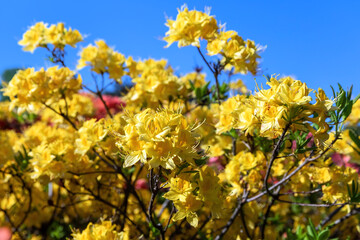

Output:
xmin=1 ymin=1 xmax=359 ymax=97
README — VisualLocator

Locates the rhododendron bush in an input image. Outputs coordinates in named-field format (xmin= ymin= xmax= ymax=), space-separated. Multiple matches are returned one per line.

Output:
xmin=1 ymin=5 xmax=360 ymax=240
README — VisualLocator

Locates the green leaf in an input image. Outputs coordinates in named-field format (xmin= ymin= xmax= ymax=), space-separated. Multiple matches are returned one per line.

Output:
xmin=194 ymin=157 xmax=207 ymax=166
xmin=306 ymin=219 xmax=317 ymax=239
xmin=228 ymin=129 xmax=238 ymax=139
xmin=354 ymin=93 xmax=360 ymax=103
xmin=318 ymin=229 xmax=330 ymax=240
xmin=195 ymin=88 xmax=201 ymax=99
xmin=349 ymin=129 xmax=360 ymax=150
xmin=341 ymin=102 xmax=353 ymax=121
xmin=347 ymin=180 xmax=360 ymax=202
xmin=176 ymin=162 xmax=190 ymax=175
xmin=188 ymin=80 xmax=195 ymax=90
xmin=182 ymin=170 xmax=199 ymax=174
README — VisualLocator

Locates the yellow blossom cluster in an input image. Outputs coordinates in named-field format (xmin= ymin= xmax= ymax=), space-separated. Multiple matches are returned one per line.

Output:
xmin=180 ymin=72 xmax=207 ymax=90
xmin=217 ymin=76 xmax=333 ymax=141
xmin=18 ymin=22 xmax=82 ymax=52
xmin=75 ymin=118 xmax=108 ymax=156
xmin=41 ymin=93 xmax=94 ymax=123
xmin=164 ymin=166 xmax=223 ymax=227
xmin=229 ymin=79 xmax=249 ymax=94
xmin=207 ymin=30 xmax=260 ymax=74
xmin=72 ymin=221 xmax=125 ymax=240
xmin=114 ymin=108 xmax=199 ymax=169
xmin=223 ymin=151 xmax=266 ymax=196
xmin=164 ymin=5 xmax=260 ymax=75
xmin=125 ymin=59 xmax=188 ymax=108
xmin=78 ymin=40 xmax=126 ymax=82
xmin=164 ymin=5 xmax=218 ymax=48
xmin=2 ymin=66 xmax=82 ymax=113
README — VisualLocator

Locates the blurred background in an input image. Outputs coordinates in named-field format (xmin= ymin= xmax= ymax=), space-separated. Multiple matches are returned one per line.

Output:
xmin=1 ymin=0 xmax=359 ymax=96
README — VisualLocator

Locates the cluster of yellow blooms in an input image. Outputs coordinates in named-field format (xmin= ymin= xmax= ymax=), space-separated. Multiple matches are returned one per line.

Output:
xmin=207 ymin=30 xmax=260 ymax=75
xmin=124 ymin=59 xmax=188 ymax=108
xmin=164 ymin=166 xmax=223 ymax=227
xmin=2 ymin=66 xmax=82 ymax=113
xmin=164 ymin=6 xmax=218 ymax=48
xmin=164 ymin=5 xmax=261 ymax=75
xmin=0 ymin=5 xmax=359 ymax=240
xmin=216 ymin=76 xmax=333 ymax=141
xmin=71 ymin=221 xmax=126 ymax=240
xmin=115 ymin=108 xmax=199 ymax=169
xmin=78 ymin=40 xmax=126 ymax=82
xmin=18 ymin=22 xmax=82 ymax=52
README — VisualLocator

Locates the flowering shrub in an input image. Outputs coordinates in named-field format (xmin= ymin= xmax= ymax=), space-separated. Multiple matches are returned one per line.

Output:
xmin=0 ymin=5 xmax=359 ymax=240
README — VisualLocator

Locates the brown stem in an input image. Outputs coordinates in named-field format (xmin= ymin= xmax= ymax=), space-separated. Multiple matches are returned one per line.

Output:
xmin=71 ymin=181 xmax=146 ymax=236
xmin=97 ymin=89 xmax=113 ymax=118
xmin=196 ymin=47 xmax=221 ymax=104
xmin=247 ymin=135 xmax=339 ymax=203
xmin=264 ymin=124 xmax=290 ymax=198
xmin=214 ymin=189 xmax=250 ymax=240
xmin=328 ymin=207 xmax=360 ymax=229
xmin=240 ymin=204 xmax=252 ymax=240
xmin=43 ymin=102 xmax=78 ymax=130
xmin=279 ymin=188 xmax=321 ymax=196
xmin=148 ymin=169 xmax=165 ymax=239
xmin=260 ymin=196 xmax=276 ymax=239
xmin=190 ymin=215 xmax=211 ymax=240
xmin=163 ymin=204 xmax=175 ymax=233
xmin=317 ymin=203 xmax=346 ymax=229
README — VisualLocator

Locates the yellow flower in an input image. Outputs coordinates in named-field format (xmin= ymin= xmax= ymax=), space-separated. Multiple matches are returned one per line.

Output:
xmin=18 ymin=22 xmax=47 ymax=52
xmin=124 ymin=58 xmax=188 ymax=108
xmin=18 ymin=22 xmax=82 ymax=52
xmin=2 ymin=67 xmax=82 ymax=113
xmin=78 ymin=40 xmax=126 ymax=82
xmin=115 ymin=108 xmax=199 ymax=169
xmin=75 ymin=119 xmax=108 ymax=156
xmin=72 ymin=221 xmax=124 ymax=240
xmin=163 ymin=176 xmax=194 ymax=202
xmin=172 ymin=193 xmax=202 ymax=227
xmin=164 ymin=5 xmax=218 ymax=48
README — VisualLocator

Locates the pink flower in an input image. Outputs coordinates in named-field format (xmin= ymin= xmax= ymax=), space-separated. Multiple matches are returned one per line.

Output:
xmin=208 ymin=156 xmax=224 ymax=171
xmin=135 ymin=179 xmax=149 ymax=190
xmin=92 ymin=95 xmax=126 ymax=119
xmin=291 ymin=140 xmax=297 ymax=152
xmin=305 ymin=132 xmax=314 ymax=148
xmin=0 ymin=227 xmax=11 ymax=240
xmin=332 ymin=153 xmax=360 ymax=174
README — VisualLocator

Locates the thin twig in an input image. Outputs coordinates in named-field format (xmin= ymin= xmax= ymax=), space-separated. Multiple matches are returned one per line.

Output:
xmin=43 ymin=102 xmax=78 ymax=130
xmin=196 ymin=47 xmax=215 ymax=74
xmin=67 ymin=170 xmax=117 ymax=176
xmin=260 ymin=187 xmax=280 ymax=239
xmin=240 ymin=203 xmax=252 ymax=240
xmin=317 ymin=203 xmax=346 ymax=229
xmin=164 ymin=204 xmax=175 ymax=233
xmin=247 ymin=135 xmax=340 ymax=203
xmin=279 ymin=188 xmax=321 ymax=196
xmin=328 ymin=207 xmax=360 ymax=229
xmin=264 ymin=124 xmax=290 ymax=198
xmin=157 ymin=199 xmax=170 ymax=219
xmin=196 ymin=47 xmax=222 ymax=104
xmin=97 ymin=89 xmax=113 ymax=118
xmin=214 ymin=189 xmax=250 ymax=240
xmin=0 ymin=208 xmax=25 ymax=240
xmin=190 ymin=215 xmax=211 ymax=240
xmin=148 ymin=169 xmax=165 ymax=239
